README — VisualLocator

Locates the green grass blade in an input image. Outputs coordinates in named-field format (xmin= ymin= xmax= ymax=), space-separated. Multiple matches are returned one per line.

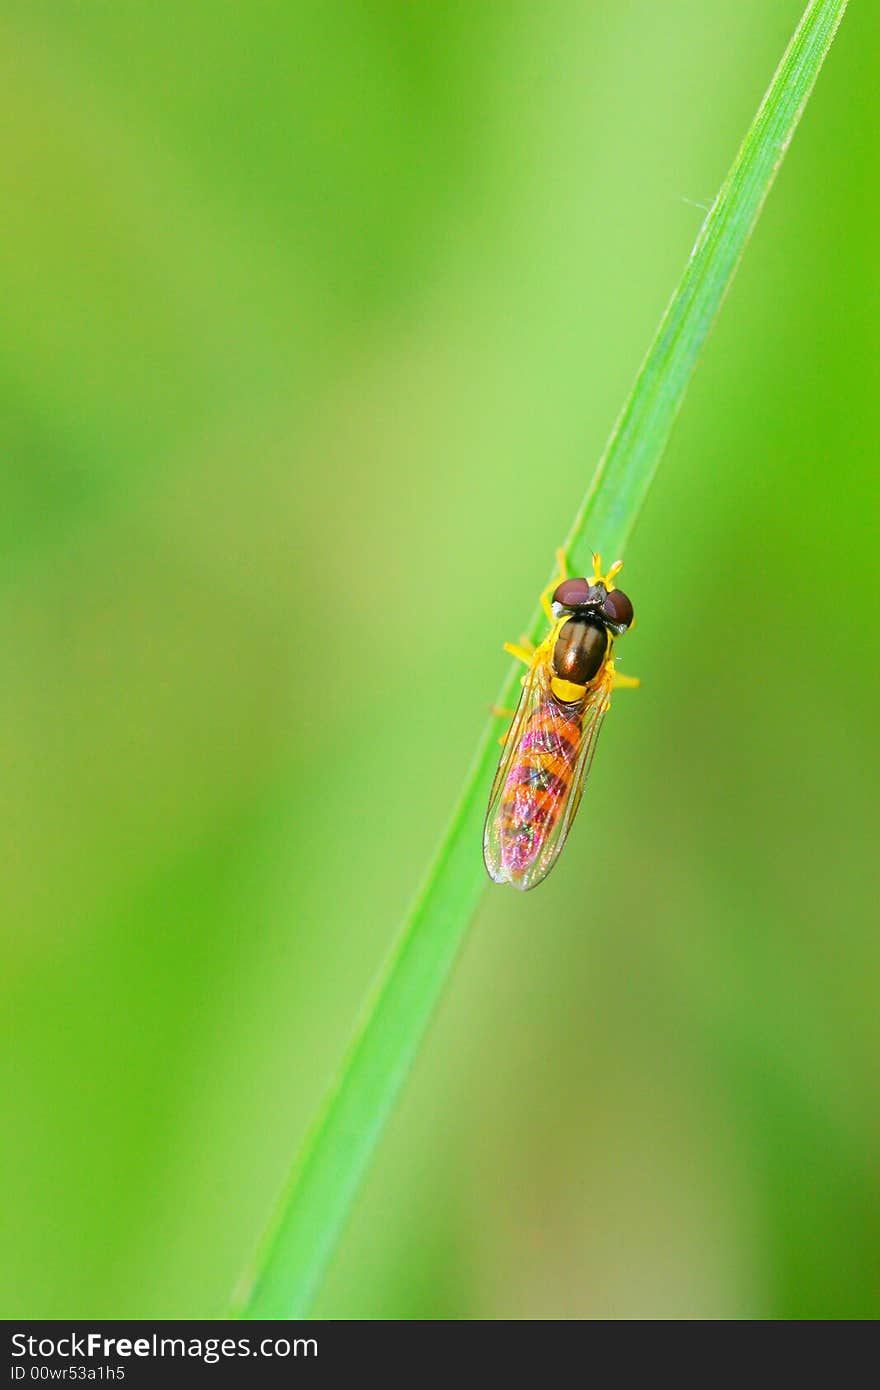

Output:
xmin=233 ymin=0 xmax=848 ymax=1320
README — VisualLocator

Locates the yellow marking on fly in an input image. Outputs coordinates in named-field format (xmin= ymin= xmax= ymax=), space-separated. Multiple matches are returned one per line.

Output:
xmin=550 ymin=675 xmax=588 ymax=702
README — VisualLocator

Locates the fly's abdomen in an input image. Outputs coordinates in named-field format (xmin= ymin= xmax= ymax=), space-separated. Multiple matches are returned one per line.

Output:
xmin=499 ymin=694 xmax=583 ymax=878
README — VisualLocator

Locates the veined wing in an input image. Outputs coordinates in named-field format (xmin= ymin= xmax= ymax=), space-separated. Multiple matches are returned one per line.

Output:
xmin=483 ymin=662 xmax=611 ymax=891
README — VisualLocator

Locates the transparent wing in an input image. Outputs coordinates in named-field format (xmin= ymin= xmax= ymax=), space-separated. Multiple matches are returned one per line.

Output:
xmin=483 ymin=662 xmax=612 ymax=891
xmin=530 ymin=674 xmax=610 ymax=885
xmin=485 ymin=658 xmax=546 ymax=820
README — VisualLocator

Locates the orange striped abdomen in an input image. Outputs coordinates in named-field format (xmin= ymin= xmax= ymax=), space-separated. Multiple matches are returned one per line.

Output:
xmin=499 ymin=692 xmax=584 ymax=879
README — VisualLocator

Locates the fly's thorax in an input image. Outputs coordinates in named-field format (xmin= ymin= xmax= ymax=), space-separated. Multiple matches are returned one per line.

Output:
xmin=550 ymin=615 xmax=609 ymax=701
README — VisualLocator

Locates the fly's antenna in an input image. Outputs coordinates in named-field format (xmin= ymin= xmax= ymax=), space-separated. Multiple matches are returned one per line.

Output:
xmin=589 ymin=552 xmax=624 ymax=591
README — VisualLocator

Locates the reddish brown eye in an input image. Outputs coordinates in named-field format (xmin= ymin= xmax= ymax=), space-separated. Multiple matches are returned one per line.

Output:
xmin=600 ymin=587 xmax=634 ymax=631
xmin=553 ymin=577 xmax=601 ymax=609
xmin=552 ymin=577 xmax=590 ymax=608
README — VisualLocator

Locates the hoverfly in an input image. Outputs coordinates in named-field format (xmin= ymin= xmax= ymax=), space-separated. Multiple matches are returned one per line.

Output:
xmin=483 ymin=550 xmax=638 ymax=891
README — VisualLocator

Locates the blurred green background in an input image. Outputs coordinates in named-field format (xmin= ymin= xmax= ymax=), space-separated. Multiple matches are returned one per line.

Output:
xmin=2 ymin=1 xmax=878 ymax=1320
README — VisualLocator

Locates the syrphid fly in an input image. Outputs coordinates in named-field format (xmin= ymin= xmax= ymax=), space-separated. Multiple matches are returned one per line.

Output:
xmin=483 ymin=550 xmax=638 ymax=891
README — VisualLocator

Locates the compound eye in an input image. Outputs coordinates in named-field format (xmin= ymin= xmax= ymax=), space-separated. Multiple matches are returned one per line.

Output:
xmin=553 ymin=577 xmax=596 ymax=609
xmin=600 ymin=587 xmax=634 ymax=631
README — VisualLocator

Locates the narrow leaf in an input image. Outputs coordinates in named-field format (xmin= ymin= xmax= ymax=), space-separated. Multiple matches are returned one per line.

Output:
xmin=233 ymin=0 xmax=848 ymax=1320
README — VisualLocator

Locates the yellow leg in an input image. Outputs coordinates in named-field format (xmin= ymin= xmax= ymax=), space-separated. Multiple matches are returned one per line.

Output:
xmin=540 ymin=547 xmax=568 ymax=621
xmin=504 ymin=641 xmax=534 ymax=666
xmin=490 ymin=704 xmax=517 ymax=745
xmin=612 ymin=671 xmax=640 ymax=690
